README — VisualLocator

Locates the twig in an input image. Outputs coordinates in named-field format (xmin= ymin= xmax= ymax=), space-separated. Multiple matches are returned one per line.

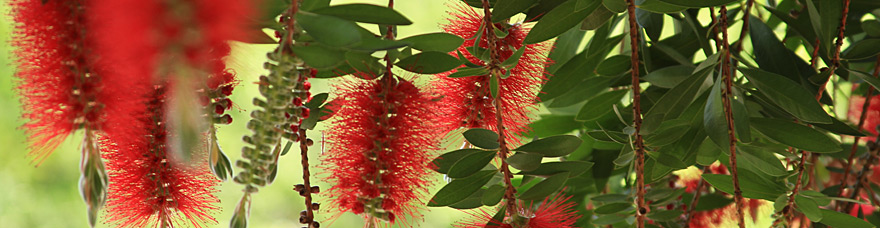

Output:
xmin=624 ymin=0 xmax=647 ymax=227
xmin=684 ymin=166 xmax=710 ymax=226
xmin=718 ymin=6 xmax=746 ymax=228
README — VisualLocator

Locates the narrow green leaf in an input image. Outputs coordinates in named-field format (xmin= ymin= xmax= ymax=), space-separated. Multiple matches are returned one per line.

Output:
xmin=740 ymin=68 xmax=832 ymax=124
xmin=795 ymin=195 xmax=823 ymax=222
xmin=396 ymin=51 xmax=461 ymax=74
xmin=296 ymin=12 xmax=361 ymax=47
xmin=818 ymin=209 xmax=875 ymax=228
xmin=517 ymin=161 xmax=593 ymax=177
xmin=518 ymin=172 xmax=569 ymax=200
xmin=507 ymin=152 xmax=543 ymax=171
xmin=694 ymin=193 xmax=734 ymax=211
xmin=704 ymin=78 xmax=730 ymax=154
xmin=594 ymin=203 xmax=633 ymax=214
xmin=433 ymin=149 xmax=485 ymax=174
xmin=647 ymin=209 xmax=683 ymax=221
xmin=576 ymin=89 xmax=629 ymax=121
xmin=428 ymin=170 xmax=496 ymax=207
xmin=491 ymin=0 xmax=537 ymax=22
xmin=703 ymin=170 xmax=787 ymax=200
xmin=448 ymin=151 xmax=497 ymax=178
xmin=400 ymin=33 xmax=465 ymax=52
xmin=642 ymin=65 xmax=697 ymax=88
xmin=501 ymin=47 xmax=527 ymax=69
xmin=292 ymin=45 xmax=345 ymax=70
xmin=482 ymin=185 xmax=506 ymax=206
xmin=301 ymin=0 xmax=330 ymax=11
xmin=750 ymin=118 xmax=842 ymax=153
xmin=635 ymin=0 xmax=687 ymax=13
xmin=592 ymin=194 xmax=629 ymax=202
xmin=738 ymin=145 xmax=787 ymax=177
xmin=818 ymin=0 xmax=842 ymax=57
xmin=843 ymin=39 xmax=880 ymax=59
xmin=580 ymin=4 xmax=615 ymax=30
xmin=524 ymin=0 xmax=598 ymax=44
xmin=449 ymin=67 xmax=490 ymax=78
xmin=603 ymin=0 xmax=626 ymax=13
xmin=463 ymin=128 xmax=500 ymax=149
xmin=514 ymin=135 xmax=583 ymax=157
xmin=345 ymin=52 xmax=384 ymax=76
xmin=596 ymin=55 xmax=631 ymax=76
xmin=850 ymin=69 xmax=880 ymax=93
xmin=655 ymin=0 xmax=737 ymax=7
xmin=490 ymin=75 xmax=499 ymax=98
xmin=312 ymin=4 xmax=412 ymax=25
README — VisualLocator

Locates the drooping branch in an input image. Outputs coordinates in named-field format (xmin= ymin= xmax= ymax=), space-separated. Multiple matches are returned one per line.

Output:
xmin=718 ymin=6 xmax=746 ymax=228
xmin=624 ymin=0 xmax=647 ymax=227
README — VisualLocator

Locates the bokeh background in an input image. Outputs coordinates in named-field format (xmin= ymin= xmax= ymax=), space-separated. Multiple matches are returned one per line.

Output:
xmin=0 ymin=0 xmax=474 ymax=227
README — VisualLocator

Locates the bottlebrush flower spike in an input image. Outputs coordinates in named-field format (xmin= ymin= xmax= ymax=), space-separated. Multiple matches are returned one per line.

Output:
xmin=848 ymin=93 xmax=880 ymax=135
xmin=455 ymin=193 xmax=580 ymax=228
xmin=10 ymin=0 xmax=104 ymax=163
xmin=433 ymin=4 xmax=551 ymax=144
xmin=101 ymin=85 xmax=220 ymax=228
xmin=323 ymin=78 xmax=440 ymax=226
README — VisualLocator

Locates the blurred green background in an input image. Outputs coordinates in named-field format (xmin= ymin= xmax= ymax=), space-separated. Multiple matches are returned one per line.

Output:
xmin=0 ymin=0 xmax=471 ymax=227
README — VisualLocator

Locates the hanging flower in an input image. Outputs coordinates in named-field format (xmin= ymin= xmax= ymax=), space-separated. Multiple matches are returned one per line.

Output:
xmin=433 ymin=3 xmax=551 ymax=144
xmin=455 ymin=193 xmax=581 ymax=228
xmin=323 ymin=78 xmax=440 ymax=225
xmin=101 ymin=85 xmax=220 ymax=228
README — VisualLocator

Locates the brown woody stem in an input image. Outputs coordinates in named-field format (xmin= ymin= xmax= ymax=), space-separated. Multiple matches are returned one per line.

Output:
xmin=835 ymin=0 xmax=858 ymax=201
xmin=718 ymin=6 xmax=746 ymax=228
xmin=624 ymin=0 xmax=647 ymax=227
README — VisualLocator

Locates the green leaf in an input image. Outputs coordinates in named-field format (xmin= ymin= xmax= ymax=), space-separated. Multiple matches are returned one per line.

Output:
xmin=642 ymin=65 xmax=697 ymax=88
xmin=740 ymin=68 xmax=832 ymax=124
xmin=524 ymin=0 xmax=599 ymax=44
xmin=576 ymin=89 xmax=629 ymax=122
xmin=296 ymin=12 xmax=362 ymax=47
xmin=433 ymin=149 xmax=485 ymax=174
xmin=507 ymin=152 xmax=543 ymax=171
xmin=795 ymin=195 xmax=823 ymax=222
xmin=704 ymin=78 xmax=730 ymax=154
xmin=749 ymin=17 xmax=815 ymax=83
xmin=300 ymin=0 xmax=330 ymax=11
xmin=517 ymin=161 xmax=593 ymax=177
xmin=864 ymin=20 xmax=880 ymax=37
xmin=580 ymin=5 xmax=615 ymax=30
xmin=750 ymin=118 xmax=842 ymax=153
xmin=738 ymin=145 xmax=788 ymax=177
xmin=518 ymin=172 xmax=569 ymax=200
xmin=526 ymin=115 xmax=580 ymax=138
xmin=428 ymin=170 xmax=496 ymax=207
xmin=514 ymin=135 xmax=583 ymax=157
xmin=644 ymin=120 xmax=690 ymax=147
xmin=818 ymin=0 xmax=842 ymax=57
xmin=501 ymin=47 xmax=527 ymax=70
xmin=850 ymin=69 xmax=880 ymax=93
xmin=449 ymin=67 xmax=490 ymax=78
xmin=592 ymin=194 xmax=629 ymax=202
xmin=586 ymin=130 xmax=629 ymax=144
xmin=843 ymin=39 xmax=880 ymax=59
xmin=594 ymin=202 xmax=633 ymax=214
xmin=647 ymin=209 xmax=683 ymax=221
xmin=396 ymin=51 xmax=461 ymax=74
xmin=603 ymin=0 xmax=626 ymax=13
xmin=694 ymin=193 xmax=734 ymax=211
xmin=655 ymin=0 xmax=738 ymax=7
xmin=312 ymin=4 xmax=412 ymax=25
xmin=703 ymin=170 xmax=787 ymax=200
xmin=449 ymin=189 xmax=486 ymax=209
xmin=463 ymin=128 xmax=500 ymax=149
xmin=491 ymin=0 xmax=537 ymax=22
xmin=448 ymin=150 xmax=497 ymax=178
xmin=292 ymin=45 xmax=345 ymax=70
xmin=350 ymin=37 xmax=411 ymax=52
xmin=344 ymin=52 xmax=384 ymax=76
xmin=636 ymin=0 xmax=687 ymax=13
xmin=490 ymin=74 xmax=499 ymax=98
xmin=482 ymin=185 xmax=506 ymax=206
xmin=818 ymin=209 xmax=875 ymax=228
xmin=596 ymin=55 xmax=631 ymax=76
xmin=400 ymin=33 xmax=465 ymax=52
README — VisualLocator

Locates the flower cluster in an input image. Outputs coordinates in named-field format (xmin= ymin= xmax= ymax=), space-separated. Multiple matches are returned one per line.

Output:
xmin=323 ymin=78 xmax=440 ymax=225
xmin=455 ymin=193 xmax=581 ymax=228
xmin=433 ymin=4 xmax=551 ymax=144
xmin=675 ymin=165 xmax=770 ymax=227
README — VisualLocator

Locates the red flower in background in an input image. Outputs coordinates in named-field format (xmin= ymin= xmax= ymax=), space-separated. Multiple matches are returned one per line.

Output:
xmin=433 ymin=4 xmax=551 ymax=144
xmin=101 ymin=85 xmax=220 ymax=228
xmin=323 ymin=78 xmax=440 ymax=225
xmin=455 ymin=193 xmax=581 ymax=228
xmin=676 ymin=165 xmax=768 ymax=228
xmin=848 ymin=93 xmax=880 ymax=135
xmin=10 ymin=0 xmax=106 ymax=163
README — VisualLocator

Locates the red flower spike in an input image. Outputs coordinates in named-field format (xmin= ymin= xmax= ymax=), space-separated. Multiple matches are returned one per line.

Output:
xmin=10 ymin=0 xmax=107 ymax=163
xmin=848 ymin=93 xmax=880 ymax=135
xmin=323 ymin=79 xmax=441 ymax=226
xmin=433 ymin=4 xmax=552 ymax=144
xmin=455 ymin=193 xmax=581 ymax=228
xmin=101 ymin=85 xmax=220 ymax=228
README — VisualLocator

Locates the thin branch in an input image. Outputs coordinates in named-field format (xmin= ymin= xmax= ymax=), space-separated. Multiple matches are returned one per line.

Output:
xmin=718 ymin=6 xmax=746 ymax=228
xmin=845 ymin=134 xmax=880 ymax=212
xmin=624 ymin=0 xmax=646 ymax=227
xmin=684 ymin=166 xmax=709 ymax=226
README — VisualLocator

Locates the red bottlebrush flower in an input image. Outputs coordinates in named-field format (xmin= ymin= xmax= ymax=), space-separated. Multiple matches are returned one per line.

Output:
xmin=433 ymin=4 xmax=552 ymax=144
xmin=10 ymin=0 xmax=106 ymax=163
xmin=101 ymin=85 xmax=220 ymax=228
xmin=323 ymin=78 xmax=440 ymax=225
xmin=675 ymin=165 xmax=770 ymax=227
xmin=848 ymin=93 xmax=880 ymax=135
xmin=455 ymin=193 xmax=581 ymax=228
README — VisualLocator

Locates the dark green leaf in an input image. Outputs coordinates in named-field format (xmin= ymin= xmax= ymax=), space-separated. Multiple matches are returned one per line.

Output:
xmin=694 ymin=193 xmax=734 ymax=211
xmin=300 ymin=0 xmax=330 ymax=11
xmin=449 ymin=67 xmax=490 ymax=78
xmin=748 ymin=17 xmax=816 ymax=83
xmin=400 ymin=33 xmax=465 ymax=52
xmin=795 ymin=195 xmax=823 ymax=222
xmin=482 ymin=185 xmax=506 ymax=206
xmin=433 ymin=149 xmax=485 ymax=174
xmin=517 ymin=161 xmax=593 ymax=177
xmin=586 ymin=130 xmax=629 ymax=144
xmin=526 ymin=115 xmax=579 ymax=138
xmin=576 ymin=89 xmax=629 ymax=121
xmin=396 ymin=51 xmax=461 ymax=74
xmin=312 ymin=4 xmax=412 ymax=25
xmin=740 ymin=68 xmax=832 ymax=124
xmin=750 ymin=118 xmax=842 ymax=153
xmin=592 ymin=194 xmax=629 ymax=202
xmin=863 ymin=20 xmax=880 ymax=37
xmin=642 ymin=65 xmax=697 ymax=88
xmin=636 ymin=0 xmax=687 ymax=13
xmin=703 ymin=170 xmax=787 ymax=200
xmin=731 ymin=89 xmax=751 ymax=143
xmin=738 ymin=145 xmax=788 ymax=177
xmin=518 ymin=172 xmax=569 ymax=200
xmin=350 ymin=38 xmax=411 ymax=52
xmin=292 ymin=45 xmax=345 ymax=70
xmin=843 ymin=39 xmax=880 ymax=59
xmin=501 ymin=46 xmax=527 ymax=70
xmin=428 ymin=170 xmax=496 ymax=206
xmin=819 ymin=0 xmax=842 ymax=57
xmin=490 ymin=74 xmax=499 ymax=98
xmin=850 ymin=69 xmax=880 ymax=93
xmin=345 ymin=52 xmax=384 ymax=76
xmin=514 ymin=135 xmax=583 ymax=157
xmin=491 ymin=0 xmax=538 ymax=22
xmin=596 ymin=55 xmax=631 ymax=76
xmin=580 ymin=5 xmax=615 ymax=30
xmin=524 ymin=0 xmax=599 ymax=44
xmin=594 ymin=202 xmax=632 ymax=214
xmin=704 ymin=78 xmax=730 ymax=154
xmin=448 ymin=151 xmax=497 ymax=178
xmin=463 ymin=128 xmax=500 ymax=149
xmin=507 ymin=152 xmax=543 ymax=171
xmin=296 ymin=12 xmax=361 ymax=47
xmin=603 ymin=0 xmax=626 ymax=13
xmin=655 ymin=0 xmax=737 ymax=7
xmin=818 ymin=209 xmax=875 ymax=228
xmin=647 ymin=209 xmax=683 ymax=221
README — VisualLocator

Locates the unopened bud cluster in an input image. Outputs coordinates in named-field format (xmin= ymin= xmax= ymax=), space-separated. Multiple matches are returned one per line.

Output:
xmin=202 ymin=75 xmax=235 ymax=125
